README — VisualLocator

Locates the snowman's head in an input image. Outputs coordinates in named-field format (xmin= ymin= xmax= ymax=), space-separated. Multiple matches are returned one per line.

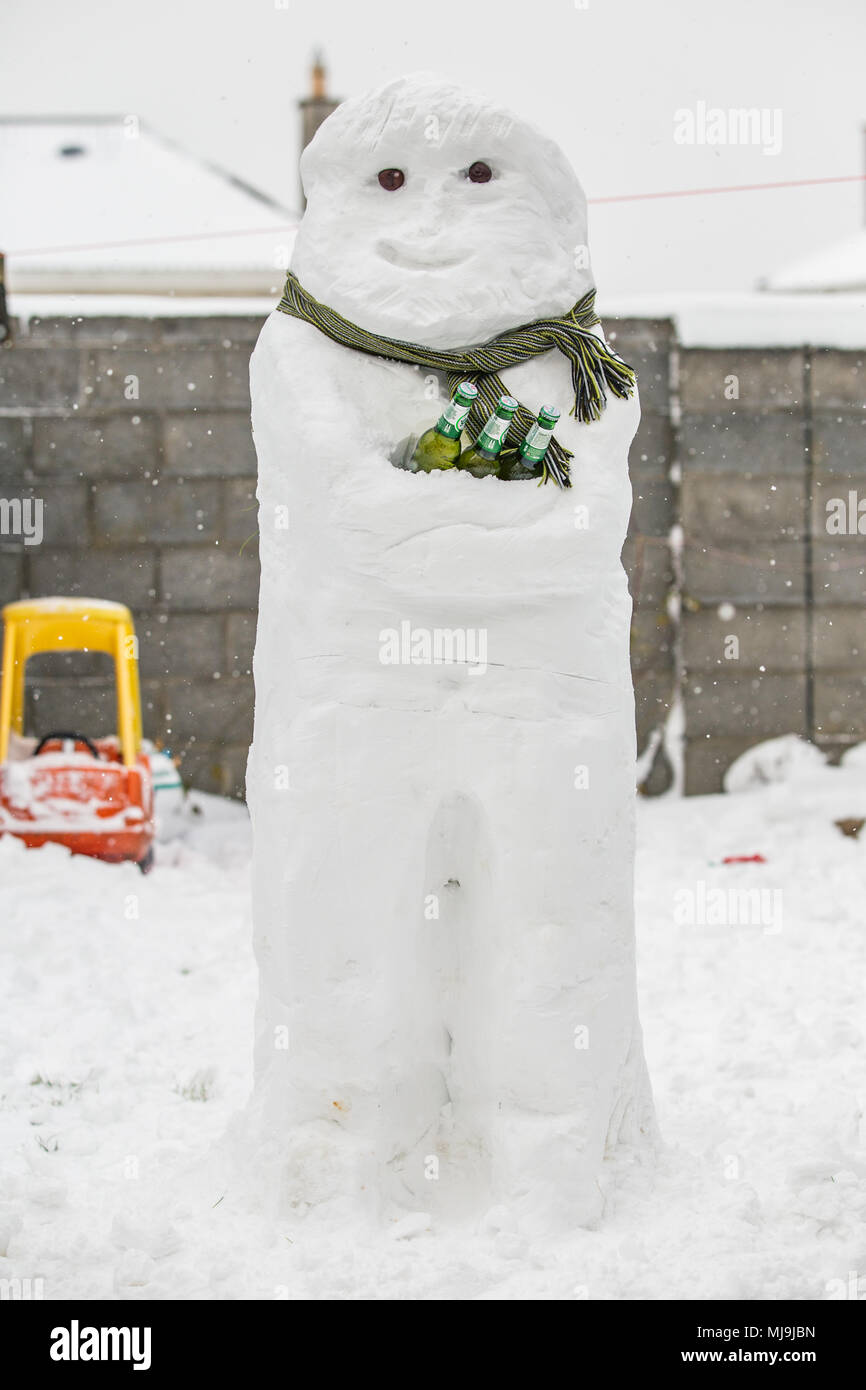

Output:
xmin=292 ymin=73 xmax=593 ymax=350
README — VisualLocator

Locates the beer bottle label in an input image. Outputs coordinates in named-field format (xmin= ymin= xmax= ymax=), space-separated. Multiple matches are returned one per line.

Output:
xmin=477 ymin=415 xmax=511 ymax=452
xmin=520 ymin=422 xmax=554 ymax=464
xmin=438 ymin=398 xmax=472 ymax=439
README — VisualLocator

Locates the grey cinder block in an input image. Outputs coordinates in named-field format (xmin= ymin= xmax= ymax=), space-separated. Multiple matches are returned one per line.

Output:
xmin=813 ymin=608 xmax=866 ymax=670
xmin=629 ymin=478 xmax=676 ymax=539
xmin=93 ymin=478 xmax=223 ymax=546
xmin=683 ymin=671 xmax=807 ymax=738
xmin=812 ymin=544 xmax=866 ymax=605
xmin=226 ymin=611 xmax=257 ymax=676
xmin=175 ymin=739 xmax=250 ymax=798
xmin=813 ymin=673 xmax=866 ymax=740
xmin=628 ymin=411 xmax=675 ymax=479
xmin=630 ymin=610 xmax=675 ymax=675
xmin=137 ymin=612 xmax=226 ymax=679
xmin=160 ymin=546 xmax=260 ymax=611
xmin=683 ymin=539 xmax=805 ymax=605
xmin=222 ymin=478 xmax=259 ymax=546
xmin=682 ymin=473 xmax=805 ymax=541
xmin=679 ymin=350 xmax=805 ymax=412
xmin=680 ymin=412 xmax=804 ymax=476
xmin=161 ymin=675 xmax=254 ymax=744
xmin=622 ymin=535 xmax=674 ymax=608
xmin=683 ymin=606 xmax=807 ymax=672
xmin=162 ymin=413 xmax=257 ymax=477
xmin=81 ymin=348 xmax=224 ymax=411
xmin=32 ymin=414 xmax=161 ymax=480
xmin=29 ymin=548 xmax=157 ymax=608
xmin=811 ymin=351 xmax=865 ymax=409
xmin=0 ymin=347 xmax=80 ymax=411
xmin=0 ymin=418 xmax=32 ymax=486
xmin=683 ymin=734 xmax=768 ymax=796
xmin=812 ymin=412 xmax=866 ymax=476
xmin=0 ymin=551 xmax=24 ymax=613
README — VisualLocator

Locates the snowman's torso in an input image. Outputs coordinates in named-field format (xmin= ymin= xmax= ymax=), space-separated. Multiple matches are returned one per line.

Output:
xmin=252 ymin=311 xmax=640 ymax=709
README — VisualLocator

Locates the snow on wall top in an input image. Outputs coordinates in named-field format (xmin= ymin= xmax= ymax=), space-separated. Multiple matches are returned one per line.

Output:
xmin=764 ymin=227 xmax=866 ymax=293
xmin=2 ymin=117 xmax=297 ymax=294
xmin=7 ymin=289 xmax=866 ymax=350
xmin=596 ymin=290 xmax=866 ymax=348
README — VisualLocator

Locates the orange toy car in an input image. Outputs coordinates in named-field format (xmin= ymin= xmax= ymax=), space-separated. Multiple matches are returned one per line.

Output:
xmin=0 ymin=598 xmax=155 ymax=871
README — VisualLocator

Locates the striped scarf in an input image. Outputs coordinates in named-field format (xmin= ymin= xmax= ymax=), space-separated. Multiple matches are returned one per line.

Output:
xmin=276 ymin=272 xmax=636 ymax=488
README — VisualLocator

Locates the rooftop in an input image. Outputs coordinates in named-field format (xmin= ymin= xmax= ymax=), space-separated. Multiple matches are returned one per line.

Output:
xmin=2 ymin=115 xmax=298 ymax=296
xmin=763 ymin=227 xmax=866 ymax=293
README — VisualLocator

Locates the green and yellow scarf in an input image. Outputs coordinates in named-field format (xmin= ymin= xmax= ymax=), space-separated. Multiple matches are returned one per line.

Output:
xmin=276 ymin=272 xmax=636 ymax=488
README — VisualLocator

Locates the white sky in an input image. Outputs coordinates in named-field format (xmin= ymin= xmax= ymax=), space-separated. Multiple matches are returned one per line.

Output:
xmin=5 ymin=0 xmax=865 ymax=294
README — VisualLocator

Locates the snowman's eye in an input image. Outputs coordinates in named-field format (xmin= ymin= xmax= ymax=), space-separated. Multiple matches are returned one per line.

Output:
xmin=378 ymin=169 xmax=405 ymax=191
xmin=467 ymin=161 xmax=493 ymax=184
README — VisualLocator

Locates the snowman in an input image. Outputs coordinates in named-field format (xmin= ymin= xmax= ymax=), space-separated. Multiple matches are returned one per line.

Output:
xmin=246 ymin=73 xmax=655 ymax=1230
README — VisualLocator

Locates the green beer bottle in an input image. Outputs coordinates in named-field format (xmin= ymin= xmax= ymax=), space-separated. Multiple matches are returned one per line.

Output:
xmin=456 ymin=395 xmax=519 ymax=478
xmin=396 ymin=382 xmax=479 ymax=473
xmin=499 ymin=405 xmax=561 ymax=481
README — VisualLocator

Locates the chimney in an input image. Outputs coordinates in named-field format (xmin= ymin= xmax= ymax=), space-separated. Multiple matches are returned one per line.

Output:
xmin=298 ymin=52 xmax=340 ymax=208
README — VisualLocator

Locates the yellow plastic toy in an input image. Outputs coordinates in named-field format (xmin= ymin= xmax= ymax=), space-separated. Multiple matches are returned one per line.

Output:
xmin=0 ymin=597 xmax=155 ymax=868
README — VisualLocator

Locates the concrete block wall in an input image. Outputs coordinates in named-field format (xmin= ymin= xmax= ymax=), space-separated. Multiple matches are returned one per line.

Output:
xmin=811 ymin=351 xmax=866 ymax=761
xmin=1 ymin=312 xmax=863 ymax=797
xmin=0 ymin=313 xmax=261 ymax=796
xmin=678 ymin=346 xmax=866 ymax=793
xmin=608 ymin=318 xmax=678 ymax=792
xmin=678 ymin=348 xmax=809 ymax=793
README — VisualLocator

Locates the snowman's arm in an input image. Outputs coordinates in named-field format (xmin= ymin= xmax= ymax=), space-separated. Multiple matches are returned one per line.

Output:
xmin=250 ymin=311 xmax=378 ymax=469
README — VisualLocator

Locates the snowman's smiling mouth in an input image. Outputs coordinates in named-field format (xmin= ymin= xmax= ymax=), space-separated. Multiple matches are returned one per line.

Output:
xmin=376 ymin=239 xmax=468 ymax=272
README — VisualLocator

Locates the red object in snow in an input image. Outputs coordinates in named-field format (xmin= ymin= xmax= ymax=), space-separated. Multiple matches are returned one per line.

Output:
xmin=0 ymin=734 xmax=154 ymax=868
xmin=722 ymin=854 xmax=767 ymax=864
xmin=0 ymin=598 xmax=155 ymax=871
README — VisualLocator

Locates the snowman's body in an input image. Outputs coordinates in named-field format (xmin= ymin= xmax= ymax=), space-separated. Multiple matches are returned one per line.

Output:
xmin=247 ymin=76 xmax=654 ymax=1227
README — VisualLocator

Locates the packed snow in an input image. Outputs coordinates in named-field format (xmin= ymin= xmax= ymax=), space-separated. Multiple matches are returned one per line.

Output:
xmin=248 ymin=73 xmax=652 ymax=1228
xmin=1 ymin=739 xmax=864 ymax=1300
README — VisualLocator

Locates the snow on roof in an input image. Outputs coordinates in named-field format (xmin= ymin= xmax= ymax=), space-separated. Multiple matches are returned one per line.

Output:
xmin=763 ymin=227 xmax=866 ymax=293
xmin=2 ymin=116 xmax=298 ymax=295
xmin=598 ymin=290 xmax=866 ymax=348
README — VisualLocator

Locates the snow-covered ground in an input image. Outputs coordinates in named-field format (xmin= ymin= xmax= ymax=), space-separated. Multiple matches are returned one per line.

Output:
xmin=1 ymin=741 xmax=865 ymax=1301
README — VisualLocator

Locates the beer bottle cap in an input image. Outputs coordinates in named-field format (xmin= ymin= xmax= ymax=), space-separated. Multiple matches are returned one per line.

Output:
xmin=454 ymin=382 xmax=479 ymax=404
